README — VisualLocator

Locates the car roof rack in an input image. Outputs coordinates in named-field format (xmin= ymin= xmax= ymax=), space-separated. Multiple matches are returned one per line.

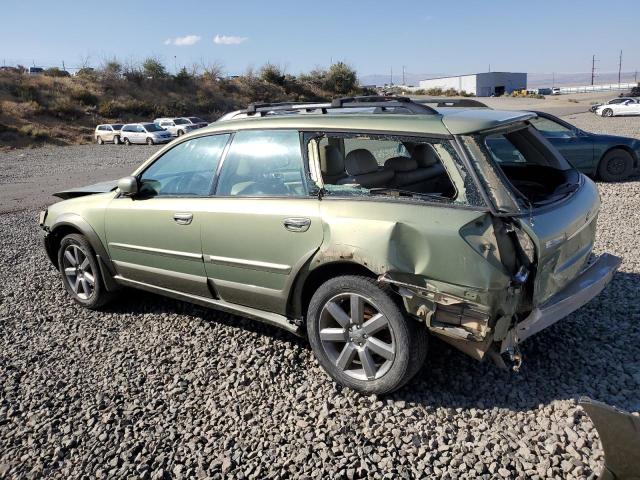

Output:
xmin=244 ymin=96 xmax=438 ymax=117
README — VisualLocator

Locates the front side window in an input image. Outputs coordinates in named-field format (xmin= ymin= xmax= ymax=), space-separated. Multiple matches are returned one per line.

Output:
xmin=216 ymin=130 xmax=307 ymax=197
xmin=139 ymin=134 xmax=230 ymax=197
xmin=143 ymin=123 xmax=164 ymax=132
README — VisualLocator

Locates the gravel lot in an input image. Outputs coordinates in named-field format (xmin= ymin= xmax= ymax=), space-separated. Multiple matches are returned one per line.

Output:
xmin=1 ymin=126 xmax=639 ymax=479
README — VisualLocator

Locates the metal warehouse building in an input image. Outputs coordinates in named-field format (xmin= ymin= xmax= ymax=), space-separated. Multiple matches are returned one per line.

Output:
xmin=419 ymin=72 xmax=527 ymax=97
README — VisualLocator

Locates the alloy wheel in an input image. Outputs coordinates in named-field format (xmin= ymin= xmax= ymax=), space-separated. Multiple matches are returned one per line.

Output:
xmin=318 ymin=293 xmax=396 ymax=381
xmin=61 ymin=244 xmax=95 ymax=300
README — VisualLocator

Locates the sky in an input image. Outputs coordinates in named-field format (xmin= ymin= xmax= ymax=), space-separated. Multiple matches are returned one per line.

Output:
xmin=2 ymin=0 xmax=638 ymax=79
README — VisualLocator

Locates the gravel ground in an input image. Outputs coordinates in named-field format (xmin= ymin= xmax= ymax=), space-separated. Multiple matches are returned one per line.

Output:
xmin=0 ymin=145 xmax=160 ymax=214
xmin=1 ymin=139 xmax=639 ymax=479
xmin=562 ymin=112 xmax=640 ymax=139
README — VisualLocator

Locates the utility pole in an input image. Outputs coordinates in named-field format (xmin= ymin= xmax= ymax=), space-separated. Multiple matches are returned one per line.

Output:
xmin=390 ymin=66 xmax=393 ymax=86
xmin=402 ymin=65 xmax=406 ymax=86
xmin=62 ymin=60 xmax=65 ymax=71
xmin=618 ymin=50 xmax=622 ymax=85
xmin=591 ymin=55 xmax=596 ymax=86
xmin=552 ymin=72 xmax=555 ymax=88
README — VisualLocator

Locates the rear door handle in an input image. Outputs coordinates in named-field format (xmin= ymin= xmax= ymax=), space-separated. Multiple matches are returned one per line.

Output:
xmin=283 ymin=217 xmax=311 ymax=232
xmin=173 ymin=212 xmax=193 ymax=225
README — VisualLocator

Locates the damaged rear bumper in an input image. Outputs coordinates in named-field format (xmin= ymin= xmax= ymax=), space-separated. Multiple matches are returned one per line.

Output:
xmin=501 ymin=253 xmax=621 ymax=353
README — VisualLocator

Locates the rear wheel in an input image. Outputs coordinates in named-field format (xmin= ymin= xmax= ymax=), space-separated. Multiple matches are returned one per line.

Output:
xmin=598 ymin=149 xmax=633 ymax=182
xmin=96 ymin=136 xmax=103 ymax=145
xmin=307 ymin=275 xmax=427 ymax=394
xmin=177 ymin=130 xmax=184 ymax=136
xmin=602 ymin=108 xmax=614 ymax=117
xmin=113 ymin=135 xmax=120 ymax=145
xmin=57 ymin=234 xmax=113 ymax=309
xmin=146 ymin=137 xmax=154 ymax=145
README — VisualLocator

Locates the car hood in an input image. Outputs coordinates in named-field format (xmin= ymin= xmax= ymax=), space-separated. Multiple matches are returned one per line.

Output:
xmin=53 ymin=179 xmax=118 ymax=199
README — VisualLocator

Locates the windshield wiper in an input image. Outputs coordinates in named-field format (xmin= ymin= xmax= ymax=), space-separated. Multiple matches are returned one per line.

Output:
xmin=368 ymin=188 xmax=445 ymax=200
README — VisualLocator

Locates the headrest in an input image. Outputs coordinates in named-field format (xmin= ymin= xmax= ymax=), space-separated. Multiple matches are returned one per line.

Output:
xmin=412 ymin=144 xmax=440 ymax=167
xmin=320 ymin=145 xmax=345 ymax=175
xmin=385 ymin=156 xmax=418 ymax=172
xmin=345 ymin=149 xmax=379 ymax=176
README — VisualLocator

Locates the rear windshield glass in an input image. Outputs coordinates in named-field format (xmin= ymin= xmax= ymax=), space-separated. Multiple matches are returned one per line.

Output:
xmin=466 ymin=125 xmax=579 ymax=209
xmin=174 ymin=118 xmax=190 ymax=125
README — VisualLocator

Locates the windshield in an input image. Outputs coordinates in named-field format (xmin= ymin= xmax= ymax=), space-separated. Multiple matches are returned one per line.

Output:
xmin=174 ymin=118 xmax=190 ymax=125
xmin=143 ymin=123 xmax=164 ymax=132
xmin=188 ymin=117 xmax=206 ymax=123
xmin=111 ymin=124 xmax=123 ymax=130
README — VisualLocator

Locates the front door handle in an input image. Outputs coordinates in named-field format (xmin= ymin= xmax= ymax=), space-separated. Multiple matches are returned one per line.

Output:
xmin=173 ymin=212 xmax=193 ymax=225
xmin=283 ymin=217 xmax=311 ymax=232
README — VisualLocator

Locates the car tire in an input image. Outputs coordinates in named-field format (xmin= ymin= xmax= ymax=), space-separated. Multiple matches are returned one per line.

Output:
xmin=123 ymin=137 xmax=131 ymax=145
xmin=602 ymin=108 xmax=613 ymax=117
xmin=307 ymin=275 xmax=428 ymax=395
xmin=57 ymin=233 xmax=114 ymax=309
xmin=96 ymin=136 xmax=103 ymax=145
xmin=597 ymin=149 xmax=633 ymax=182
xmin=146 ymin=137 xmax=154 ymax=146
xmin=177 ymin=130 xmax=184 ymax=136
xmin=113 ymin=136 xmax=120 ymax=145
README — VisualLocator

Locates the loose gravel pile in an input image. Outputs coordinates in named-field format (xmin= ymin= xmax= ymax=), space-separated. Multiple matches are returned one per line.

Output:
xmin=562 ymin=112 xmax=640 ymax=139
xmin=1 ymin=140 xmax=639 ymax=479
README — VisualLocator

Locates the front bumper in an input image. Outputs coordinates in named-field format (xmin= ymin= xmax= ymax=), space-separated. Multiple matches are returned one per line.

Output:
xmin=501 ymin=253 xmax=621 ymax=353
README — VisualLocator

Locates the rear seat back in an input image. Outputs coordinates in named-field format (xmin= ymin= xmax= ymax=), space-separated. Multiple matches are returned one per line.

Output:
xmin=338 ymin=149 xmax=393 ymax=188
xmin=319 ymin=144 xmax=347 ymax=184
xmin=384 ymin=144 xmax=447 ymax=192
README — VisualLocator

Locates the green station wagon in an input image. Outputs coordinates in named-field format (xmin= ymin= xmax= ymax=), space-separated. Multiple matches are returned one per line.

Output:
xmin=39 ymin=97 xmax=621 ymax=394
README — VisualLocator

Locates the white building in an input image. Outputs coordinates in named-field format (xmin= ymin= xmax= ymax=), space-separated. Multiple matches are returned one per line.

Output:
xmin=419 ymin=72 xmax=527 ymax=97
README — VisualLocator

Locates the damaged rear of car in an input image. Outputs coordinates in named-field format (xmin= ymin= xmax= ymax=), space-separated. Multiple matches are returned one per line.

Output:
xmin=379 ymin=109 xmax=621 ymax=368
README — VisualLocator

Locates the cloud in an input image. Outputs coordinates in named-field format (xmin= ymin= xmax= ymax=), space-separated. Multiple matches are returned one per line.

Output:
xmin=213 ymin=34 xmax=248 ymax=45
xmin=164 ymin=35 xmax=201 ymax=46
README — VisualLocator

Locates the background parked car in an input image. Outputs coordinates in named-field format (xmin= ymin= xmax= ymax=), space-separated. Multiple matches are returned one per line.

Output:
xmin=154 ymin=118 xmax=197 ymax=137
xmin=120 ymin=123 xmax=172 ymax=145
xmin=94 ymin=124 xmax=123 ymax=145
xmin=595 ymin=99 xmax=640 ymax=117
xmin=529 ymin=111 xmax=639 ymax=181
xmin=182 ymin=117 xmax=208 ymax=129
xmin=590 ymin=97 xmax=638 ymax=112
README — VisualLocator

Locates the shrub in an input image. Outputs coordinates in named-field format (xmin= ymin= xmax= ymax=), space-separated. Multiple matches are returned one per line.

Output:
xmin=260 ymin=63 xmax=286 ymax=86
xmin=174 ymin=67 xmax=193 ymax=87
xmin=142 ymin=58 xmax=168 ymax=79
xmin=98 ymin=99 xmax=154 ymax=118
xmin=324 ymin=62 xmax=357 ymax=95
xmin=101 ymin=61 xmax=122 ymax=80
xmin=425 ymin=87 xmax=443 ymax=96
xmin=45 ymin=97 xmax=82 ymax=119
xmin=71 ymin=88 xmax=99 ymax=106
xmin=630 ymin=86 xmax=640 ymax=97
xmin=19 ymin=124 xmax=49 ymax=139
xmin=44 ymin=67 xmax=70 ymax=77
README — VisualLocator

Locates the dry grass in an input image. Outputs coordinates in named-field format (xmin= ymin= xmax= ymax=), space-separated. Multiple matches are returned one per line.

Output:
xmin=0 ymin=63 xmax=364 ymax=149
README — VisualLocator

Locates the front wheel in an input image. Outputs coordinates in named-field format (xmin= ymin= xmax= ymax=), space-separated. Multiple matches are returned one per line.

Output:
xmin=307 ymin=275 xmax=428 ymax=395
xmin=598 ymin=149 xmax=633 ymax=182
xmin=177 ymin=130 xmax=184 ymax=136
xmin=96 ymin=136 xmax=103 ymax=145
xmin=123 ymin=137 xmax=131 ymax=145
xmin=146 ymin=137 xmax=154 ymax=145
xmin=113 ymin=135 xmax=120 ymax=145
xmin=57 ymin=233 xmax=114 ymax=309
xmin=602 ymin=108 xmax=614 ymax=117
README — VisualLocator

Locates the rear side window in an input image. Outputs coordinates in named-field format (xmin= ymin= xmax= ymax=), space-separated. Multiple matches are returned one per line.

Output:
xmin=139 ymin=134 xmax=230 ymax=197
xmin=310 ymin=133 xmax=468 ymax=204
xmin=215 ymin=130 xmax=307 ymax=197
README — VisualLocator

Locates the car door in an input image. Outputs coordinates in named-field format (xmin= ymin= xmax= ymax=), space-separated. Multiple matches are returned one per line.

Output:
xmin=135 ymin=125 xmax=146 ymax=143
xmin=200 ymin=129 xmax=323 ymax=314
xmin=105 ymin=126 xmax=114 ymax=142
xmin=105 ymin=133 xmax=231 ymax=297
xmin=530 ymin=115 xmax=594 ymax=173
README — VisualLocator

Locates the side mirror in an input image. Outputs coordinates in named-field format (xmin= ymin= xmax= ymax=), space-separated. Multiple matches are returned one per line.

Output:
xmin=118 ymin=176 xmax=138 ymax=196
